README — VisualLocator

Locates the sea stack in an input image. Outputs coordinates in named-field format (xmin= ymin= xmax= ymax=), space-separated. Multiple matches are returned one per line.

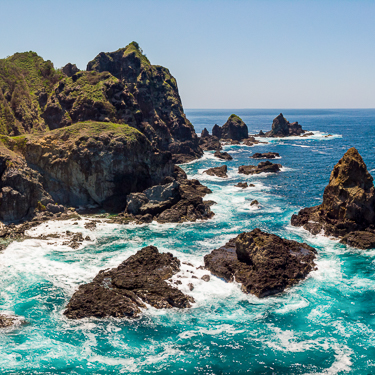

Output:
xmin=291 ymin=147 xmax=375 ymax=249
xmin=204 ymin=229 xmax=317 ymax=297
xmin=212 ymin=114 xmax=249 ymax=141
xmin=262 ymin=113 xmax=305 ymax=137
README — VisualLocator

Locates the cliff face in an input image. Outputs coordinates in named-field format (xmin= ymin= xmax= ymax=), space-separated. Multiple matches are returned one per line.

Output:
xmin=291 ymin=148 xmax=375 ymax=247
xmin=0 ymin=122 xmax=173 ymax=221
xmin=0 ymin=52 xmax=62 ymax=135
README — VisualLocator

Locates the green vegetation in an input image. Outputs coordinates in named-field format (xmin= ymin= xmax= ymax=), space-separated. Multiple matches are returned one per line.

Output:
xmin=229 ymin=114 xmax=243 ymax=122
xmin=0 ymin=134 xmax=29 ymax=153
xmin=0 ymin=51 xmax=63 ymax=135
xmin=46 ymin=121 xmax=145 ymax=144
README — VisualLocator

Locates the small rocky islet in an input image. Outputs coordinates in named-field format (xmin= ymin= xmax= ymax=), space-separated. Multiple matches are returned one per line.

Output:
xmin=0 ymin=41 xmax=371 ymax=325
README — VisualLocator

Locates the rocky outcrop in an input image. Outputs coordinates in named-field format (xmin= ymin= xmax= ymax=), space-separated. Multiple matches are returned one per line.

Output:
xmin=0 ymin=314 xmax=21 ymax=328
xmin=201 ymin=128 xmax=209 ymax=138
xmin=251 ymin=152 xmax=280 ymax=159
xmin=238 ymin=161 xmax=281 ymax=175
xmin=62 ymin=63 xmax=79 ymax=77
xmin=64 ymin=246 xmax=194 ymax=319
xmin=199 ymin=135 xmax=222 ymax=151
xmin=204 ymin=229 xmax=317 ymax=297
xmin=235 ymin=182 xmax=253 ymax=189
xmin=212 ymin=115 xmax=248 ymax=141
xmin=203 ymin=165 xmax=228 ymax=178
xmin=259 ymin=113 xmax=305 ymax=137
xmin=214 ymin=150 xmax=232 ymax=160
xmin=124 ymin=178 xmax=214 ymax=224
xmin=291 ymin=148 xmax=375 ymax=249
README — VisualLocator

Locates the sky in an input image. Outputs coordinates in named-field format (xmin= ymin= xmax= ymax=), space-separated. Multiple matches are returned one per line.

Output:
xmin=0 ymin=0 xmax=374 ymax=109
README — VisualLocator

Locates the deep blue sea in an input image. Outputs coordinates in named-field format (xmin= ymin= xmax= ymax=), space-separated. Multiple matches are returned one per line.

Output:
xmin=1 ymin=109 xmax=375 ymax=374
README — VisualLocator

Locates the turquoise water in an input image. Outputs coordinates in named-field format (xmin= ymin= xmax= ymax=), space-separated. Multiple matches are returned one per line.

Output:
xmin=1 ymin=109 xmax=375 ymax=374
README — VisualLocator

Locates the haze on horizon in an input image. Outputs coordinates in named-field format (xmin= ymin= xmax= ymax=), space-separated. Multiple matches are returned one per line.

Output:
xmin=0 ymin=0 xmax=374 ymax=109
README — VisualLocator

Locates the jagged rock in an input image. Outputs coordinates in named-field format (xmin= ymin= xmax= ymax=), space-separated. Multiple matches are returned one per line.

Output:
xmin=251 ymin=152 xmax=280 ymax=159
xmin=203 ymin=165 xmax=228 ymax=178
xmin=340 ymin=230 xmax=375 ymax=249
xmin=64 ymin=246 xmax=194 ymax=319
xmin=46 ymin=203 xmax=65 ymax=214
xmin=0 ymin=314 xmax=20 ymax=328
xmin=188 ymin=283 xmax=194 ymax=291
xmin=250 ymin=200 xmax=259 ymax=206
xmin=201 ymin=128 xmax=209 ymax=138
xmin=235 ymin=182 xmax=248 ymax=189
xmin=301 ymin=132 xmax=314 ymax=137
xmin=261 ymin=113 xmax=305 ymax=137
xmin=212 ymin=115 xmax=248 ymax=141
xmin=291 ymin=148 xmax=375 ymax=248
xmin=238 ymin=161 xmax=281 ymax=175
xmin=214 ymin=150 xmax=233 ymax=160
xmin=201 ymin=275 xmax=210 ymax=282
xmin=62 ymin=63 xmax=79 ymax=77
xmin=199 ymin=135 xmax=222 ymax=151
xmin=204 ymin=229 xmax=317 ymax=297
xmin=125 ymin=179 xmax=214 ymax=224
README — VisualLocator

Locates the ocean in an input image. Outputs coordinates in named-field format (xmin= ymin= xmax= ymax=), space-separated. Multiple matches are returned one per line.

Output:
xmin=1 ymin=109 xmax=375 ymax=374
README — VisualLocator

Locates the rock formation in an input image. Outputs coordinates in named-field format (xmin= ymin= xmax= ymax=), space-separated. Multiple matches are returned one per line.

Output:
xmin=238 ymin=161 xmax=281 ymax=175
xmin=251 ymin=152 xmax=280 ymax=159
xmin=203 ymin=165 xmax=228 ymax=178
xmin=204 ymin=229 xmax=317 ymax=297
xmin=201 ymin=128 xmax=209 ymax=138
xmin=64 ymin=246 xmax=194 ymax=319
xmin=214 ymin=150 xmax=233 ymax=160
xmin=260 ymin=113 xmax=305 ymax=137
xmin=124 ymin=178 xmax=215 ymax=223
xmin=0 ymin=42 xmax=202 ymax=163
xmin=0 ymin=314 xmax=20 ymax=328
xmin=199 ymin=135 xmax=222 ymax=151
xmin=212 ymin=114 xmax=248 ymax=141
xmin=291 ymin=148 xmax=375 ymax=249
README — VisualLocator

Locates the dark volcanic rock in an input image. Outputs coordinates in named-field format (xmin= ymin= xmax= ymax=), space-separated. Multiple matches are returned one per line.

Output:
xmin=238 ymin=161 xmax=281 ymax=175
xmin=204 ymin=165 xmax=228 ymax=178
xmin=64 ymin=246 xmax=194 ymax=319
xmin=0 ymin=314 xmax=22 ymax=328
xmin=199 ymin=135 xmax=222 ymax=151
xmin=235 ymin=182 xmax=248 ymax=189
xmin=201 ymin=128 xmax=209 ymax=138
xmin=291 ymin=148 xmax=375 ymax=248
xmin=262 ymin=113 xmax=305 ymax=137
xmin=204 ymin=229 xmax=317 ymax=297
xmin=251 ymin=152 xmax=280 ymax=159
xmin=125 ymin=178 xmax=214 ymax=224
xmin=340 ymin=230 xmax=375 ymax=249
xmin=250 ymin=200 xmax=259 ymax=206
xmin=212 ymin=115 xmax=248 ymax=141
xmin=214 ymin=150 xmax=233 ymax=160
xmin=62 ymin=63 xmax=79 ymax=77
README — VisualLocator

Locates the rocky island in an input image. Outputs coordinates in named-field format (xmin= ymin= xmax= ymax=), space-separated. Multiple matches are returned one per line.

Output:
xmin=291 ymin=148 xmax=375 ymax=249
xmin=258 ymin=113 xmax=306 ymax=137
xmin=204 ymin=229 xmax=317 ymax=297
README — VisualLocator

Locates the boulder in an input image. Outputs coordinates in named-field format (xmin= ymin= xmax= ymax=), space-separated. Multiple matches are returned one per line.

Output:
xmin=291 ymin=148 xmax=375 ymax=248
xmin=203 ymin=165 xmax=228 ymax=178
xmin=214 ymin=150 xmax=233 ymax=160
xmin=0 ymin=314 xmax=21 ymax=328
xmin=62 ymin=63 xmax=79 ymax=77
xmin=64 ymin=246 xmax=194 ymax=319
xmin=250 ymin=200 xmax=259 ymax=206
xmin=204 ymin=229 xmax=317 ymax=297
xmin=238 ymin=161 xmax=281 ymax=175
xmin=262 ymin=114 xmax=305 ymax=137
xmin=235 ymin=182 xmax=248 ymax=189
xmin=251 ymin=152 xmax=280 ymax=159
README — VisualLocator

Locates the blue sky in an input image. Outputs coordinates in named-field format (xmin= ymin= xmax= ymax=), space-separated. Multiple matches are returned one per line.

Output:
xmin=0 ymin=0 xmax=374 ymax=108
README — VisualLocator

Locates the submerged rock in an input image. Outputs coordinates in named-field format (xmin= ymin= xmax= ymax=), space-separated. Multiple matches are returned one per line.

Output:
xmin=291 ymin=147 xmax=375 ymax=249
xmin=0 ymin=313 xmax=23 ymax=328
xmin=251 ymin=152 xmax=280 ymax=159
xmin=260 ymin=113 xmax=305 ymax=137
xmin=204 ymin=229 xmax=317 ymax=297
xmin=238 ymin=161 xmax=281 ymax=175
xmin=203 ymin=165 xmax=228 ymax=178
xmin=214 ymin=150 xmax=233 ymax=160
xmin=64 ymin=246 xmax=194 ymax=319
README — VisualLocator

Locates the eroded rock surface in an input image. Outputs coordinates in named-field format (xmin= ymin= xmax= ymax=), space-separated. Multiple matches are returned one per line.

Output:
xmin=64 ymin=246 xmax=194 ymax=319
xmin=251 ymin=152 xmax=280 ymax=159
xmin=238 ymin=161 xmax=281 ymax=175
xmin=214 ymin=150 xmax=233 ymax=160
xmin=204 ymin=229 xmax=317 ymax=297
xmin=212 ymin=114 xmax=248 ymax=141
xmin=259 ymin=113 xmax=305 ymax=137
xmin=291 ymin=148 xmax=375 ymax=249
xmin=203 ymin=165 xmax=228 ymax=178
